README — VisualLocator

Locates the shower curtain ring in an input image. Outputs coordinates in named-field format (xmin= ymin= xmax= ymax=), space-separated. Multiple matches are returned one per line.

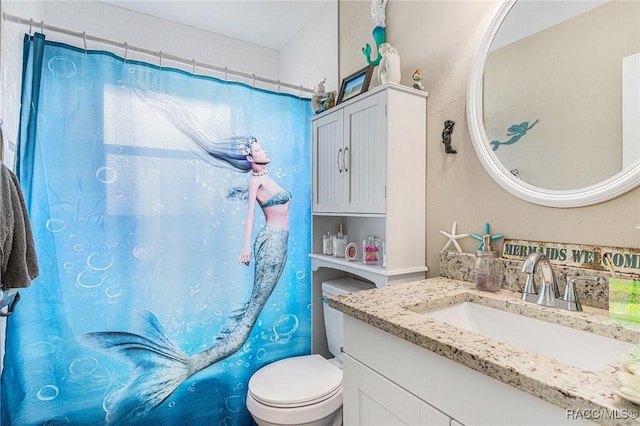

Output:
xmin=224 ymin=67 xmax=228 ymax=83
xmin=158 ymin=51 xmax=163 ymax=69
xmin=40 ymin=20 xmax=44 ymax=34
xmin=29 ymin=18 xmax=33 ymax=35
xmin=299 ymin=85 xmax=303 ymax=98
xmin=82 ymin=31 xmax=87 ymax=53
xmin=123 ymin=42 xmax=128 ymax=62
xmin=191 ymin=59 xmax=196 ymax=77
xmin=252 ymin=74 xmax=256 ymax=88
xmin=276 ymin=80 xmax=281 ymax=94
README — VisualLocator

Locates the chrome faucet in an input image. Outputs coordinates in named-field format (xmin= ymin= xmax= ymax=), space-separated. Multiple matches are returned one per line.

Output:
xmin=521 ymin=253 xmax=598 ymax=312
xmin=521 ymin=252 xmax=559 ymax=307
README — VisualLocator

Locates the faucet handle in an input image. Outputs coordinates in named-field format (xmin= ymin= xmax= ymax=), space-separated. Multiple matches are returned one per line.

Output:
xmin=561 ymin=276 xmax=598 ymax=312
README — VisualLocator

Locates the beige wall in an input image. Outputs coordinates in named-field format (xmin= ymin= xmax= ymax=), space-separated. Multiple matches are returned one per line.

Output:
xmin=339 ymin=0 xmax=640 ymax=277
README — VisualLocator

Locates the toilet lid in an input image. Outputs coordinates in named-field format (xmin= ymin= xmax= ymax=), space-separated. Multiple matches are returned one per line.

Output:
xmin=248 ymin=354 xmax=343 ymax=408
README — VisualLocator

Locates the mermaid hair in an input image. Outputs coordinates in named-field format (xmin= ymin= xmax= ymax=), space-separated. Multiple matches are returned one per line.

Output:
xmin=199 ymin=136 xmax=257 ymax=173
xmin=132 ymin=84 xmax=257 ymax=173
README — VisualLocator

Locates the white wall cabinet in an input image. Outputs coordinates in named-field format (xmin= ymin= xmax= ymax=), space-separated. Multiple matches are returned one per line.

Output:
xmin=312 ymin=110 xmax=344 ymax=213
xmin=309 ymin=84 xmax=429 ymax=355
xmin=312 ymin=93 xmax=385 ymax=214
xmin=342 ymin=315 xmax=596 ymax=426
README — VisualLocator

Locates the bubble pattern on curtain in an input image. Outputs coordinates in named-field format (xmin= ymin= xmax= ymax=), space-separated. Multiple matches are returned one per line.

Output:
xmin=2 ymin=33 xmax=312 ymax=425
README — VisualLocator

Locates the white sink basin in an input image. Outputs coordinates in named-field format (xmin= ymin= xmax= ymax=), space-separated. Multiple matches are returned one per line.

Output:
xmin=423 ymin=302 xmax=634 ymax=372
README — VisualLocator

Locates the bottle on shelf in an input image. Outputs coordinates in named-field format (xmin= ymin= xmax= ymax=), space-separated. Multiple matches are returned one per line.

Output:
xmin=363 ymin=235 xmax=380 ymax=265
xmin=322 ymin=232 xmax=334 ymax=255
xmin=333 ymin=224 xmax=347 ymax=258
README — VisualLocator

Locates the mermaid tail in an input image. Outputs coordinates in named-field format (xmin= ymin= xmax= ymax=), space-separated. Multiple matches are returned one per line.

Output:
xmin=80 ymin=226 xmax=289 ymax=422
xmin=79 ymin=311 xmax=194 ymax=422
xmin=192 ymin=226 xmax=288 ymax=371
xmin=362 ymin=26 xmax=387 ymax=66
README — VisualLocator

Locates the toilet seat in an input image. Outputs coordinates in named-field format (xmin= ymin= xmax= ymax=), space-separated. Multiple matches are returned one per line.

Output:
xmin=246 ymin=386 xmax=342 ymax=426
xmin=248 ymin=354 xmax=343 ymax=408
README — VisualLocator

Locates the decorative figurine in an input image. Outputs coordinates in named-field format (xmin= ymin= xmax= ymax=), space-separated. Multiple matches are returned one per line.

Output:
xmin=311 ymin=78 xmax=326 ymax=109
xmin=362 ymin=0 xmax=388 ymax=66
xmin=442 ymin=120 xmax=457 ymax=154
xmin=412 ymin=69 xmax=424 ymax=90
xmin=440 ymin=221 xmax=469 ymax=253
xmin=311 ymin=78 xmax=336 ymax=114
xmin=377 ymin=43 xmax=401 ymax=85
xmin=470 ymin=223 xmax=503 ymax=250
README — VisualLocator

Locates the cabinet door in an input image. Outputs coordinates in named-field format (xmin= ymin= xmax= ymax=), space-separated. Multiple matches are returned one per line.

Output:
xmin=312 ymin=110 xmax=345 ymax=213
xmin=343 ymin=94 xmax=386 ymax=214
xmin=343 ymin=354 xmax=450 ymax=426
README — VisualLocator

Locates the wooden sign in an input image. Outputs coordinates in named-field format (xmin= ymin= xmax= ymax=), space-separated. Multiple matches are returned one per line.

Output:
xmin=502 ymin=239 xmax=640 ymax=276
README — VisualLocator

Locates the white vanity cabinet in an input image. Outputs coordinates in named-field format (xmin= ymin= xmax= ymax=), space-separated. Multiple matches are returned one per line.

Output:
xmin=342 ymin=316 xmax=596 ymax=426
xmin=343 ymin=354 xmax=451 ymax=426
xmin=309 ymin=84 xmax=429 ymax=354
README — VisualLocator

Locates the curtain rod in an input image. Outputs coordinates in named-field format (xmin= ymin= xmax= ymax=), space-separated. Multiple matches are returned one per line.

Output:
xmin=2 ymin=12 xmax=314 ymax=96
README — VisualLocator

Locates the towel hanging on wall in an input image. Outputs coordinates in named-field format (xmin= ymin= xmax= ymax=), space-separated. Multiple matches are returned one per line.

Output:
xmin=0 ymin=161 xmax=39 ymax=290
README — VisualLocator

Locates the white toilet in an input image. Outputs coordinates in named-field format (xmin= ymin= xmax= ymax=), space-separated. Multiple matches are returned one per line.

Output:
xmin=246 ymin=278 xmax=374 ymax=426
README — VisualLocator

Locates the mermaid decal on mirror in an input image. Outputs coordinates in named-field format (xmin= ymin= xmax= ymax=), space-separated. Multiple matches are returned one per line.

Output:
xmin=490 ymin=119 xmax=539 ymax=151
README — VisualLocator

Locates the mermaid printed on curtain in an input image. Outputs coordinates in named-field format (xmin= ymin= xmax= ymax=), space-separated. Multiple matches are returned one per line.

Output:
xmin=1 ymin=33 xmax=312 ymax=425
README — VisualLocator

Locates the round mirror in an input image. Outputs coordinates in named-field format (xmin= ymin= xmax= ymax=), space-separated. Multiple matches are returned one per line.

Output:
xmin=467 ymin=0 xmax=640 ymax=208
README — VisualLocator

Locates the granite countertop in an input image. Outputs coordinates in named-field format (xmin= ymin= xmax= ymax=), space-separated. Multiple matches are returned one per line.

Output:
xmin=328 ymin=277 xmax=640 ymax=425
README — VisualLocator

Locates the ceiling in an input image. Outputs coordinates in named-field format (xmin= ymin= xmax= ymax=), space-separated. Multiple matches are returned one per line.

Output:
xmin=103 ymin=0 xmax=330 ymax=50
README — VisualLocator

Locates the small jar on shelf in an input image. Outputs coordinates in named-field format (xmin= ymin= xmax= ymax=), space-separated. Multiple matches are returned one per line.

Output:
xmin=362 ymin=235 xmax=380 ymax=265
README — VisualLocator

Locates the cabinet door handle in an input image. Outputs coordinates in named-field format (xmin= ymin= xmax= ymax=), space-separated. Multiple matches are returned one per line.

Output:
xmin=337 ymin=148 xmax=343 ymax=173
xmin=343 ymin=147 xmax=349 ymax=172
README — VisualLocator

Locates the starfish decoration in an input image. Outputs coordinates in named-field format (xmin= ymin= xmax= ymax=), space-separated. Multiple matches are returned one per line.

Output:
xmin=440 ymin=221 xmax=469 ymax=253
xmin=470 ymin=223 xmax=504 ymax=250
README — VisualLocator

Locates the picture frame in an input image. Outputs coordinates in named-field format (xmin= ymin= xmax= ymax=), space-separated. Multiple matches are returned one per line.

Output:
xmin=337 ymin=65 xmax=375 ymax=104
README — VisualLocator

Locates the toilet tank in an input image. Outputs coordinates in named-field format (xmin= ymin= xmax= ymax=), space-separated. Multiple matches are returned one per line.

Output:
xmin=322 ymin=278 xmax=375 ymax=359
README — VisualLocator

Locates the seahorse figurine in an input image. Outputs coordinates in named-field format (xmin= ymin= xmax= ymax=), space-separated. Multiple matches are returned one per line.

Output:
xmin=362 ymin=0 xmax=388 ymax=66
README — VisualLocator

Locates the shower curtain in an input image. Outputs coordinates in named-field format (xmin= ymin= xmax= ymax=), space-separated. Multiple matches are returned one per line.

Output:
xmin=2 ymin=33 xmax=312 ymax=425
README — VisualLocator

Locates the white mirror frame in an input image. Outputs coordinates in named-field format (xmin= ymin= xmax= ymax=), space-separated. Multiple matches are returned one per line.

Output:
xmin=467 ymin=0 xmax=640 ymax=208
